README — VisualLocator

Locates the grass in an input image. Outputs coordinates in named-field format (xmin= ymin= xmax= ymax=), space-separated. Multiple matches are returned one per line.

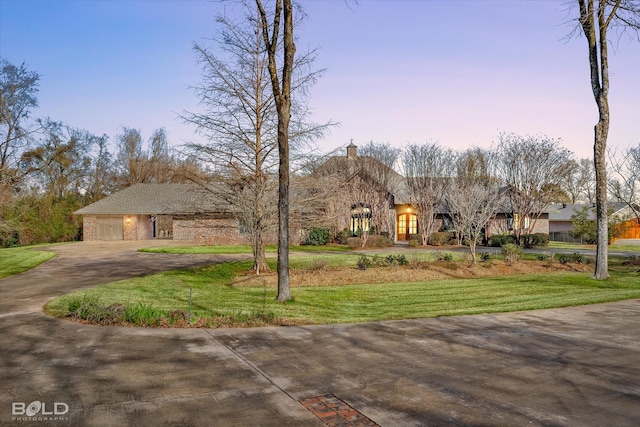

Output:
xmin=45 ymin=255 xmax=640 ymax=327
xmin=0 ymin=246 xmax=57 ymax=279
xmin=547 ymin=241 xmax=640 ymax=253
xmin=139 ymin=244 xmax=352 ymax=254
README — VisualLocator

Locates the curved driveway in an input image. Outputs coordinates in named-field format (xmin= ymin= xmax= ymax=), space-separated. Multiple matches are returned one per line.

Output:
xmin=1 ymin=241 xmax=639 ymax=426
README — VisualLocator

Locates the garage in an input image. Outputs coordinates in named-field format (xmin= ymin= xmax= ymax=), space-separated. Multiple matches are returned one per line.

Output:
xmin=97 ymin=217 xmax=123 ymax=241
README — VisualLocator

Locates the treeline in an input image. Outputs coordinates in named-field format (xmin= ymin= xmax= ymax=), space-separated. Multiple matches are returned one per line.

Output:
xmin=0 ymin=59 xmax=201 ymax=247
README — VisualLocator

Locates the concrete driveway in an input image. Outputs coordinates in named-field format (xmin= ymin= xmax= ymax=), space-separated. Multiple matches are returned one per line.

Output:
xmin=1 ymin=241 xmax=639 ymax=426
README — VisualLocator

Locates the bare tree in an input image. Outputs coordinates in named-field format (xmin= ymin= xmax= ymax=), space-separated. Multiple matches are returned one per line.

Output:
xmin=20 ymin=119 xmax=92 ymax=199
xmin=358 ymin=141 xmax=401 ymax=242
xmin=183 ymin=3 xmax=327 ymax=275
xmin=256 ymin=0 xmax=296 ymax=302
xmin=0 ymin=58 xmax=39 ymax=201
xmin=447 ymin=149 xmax=503 ymax=263
xmin=571 ymin=0 xmax=640 ymax=279
xmin=402 ymin=142 xmax=454 ymax=245
xmin=609 ymin=143 xmax=640 ymax=223
xmin=494 ymin=133 xmax=573 ymax=244
xmin=115 ymin=127 xmax=148 ymax=188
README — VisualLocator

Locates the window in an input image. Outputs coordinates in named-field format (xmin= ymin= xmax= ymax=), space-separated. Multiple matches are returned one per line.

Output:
xmin=350 ymin=204 xmax=371 ymax=235
xmin=408 ymin=214 xmax=417 ymax=234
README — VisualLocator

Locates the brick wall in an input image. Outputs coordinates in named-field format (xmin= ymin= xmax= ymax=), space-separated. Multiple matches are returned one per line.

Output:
xmin=173 ymin=218 xmax=247 ymax=245
xmin=123 ymin=216 xmax=137 ymax=240
xmin=83 ymin=215 xmax=97 ymax=241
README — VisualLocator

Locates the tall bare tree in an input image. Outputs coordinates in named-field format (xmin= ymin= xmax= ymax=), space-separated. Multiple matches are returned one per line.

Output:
xmin=183 ymin=3 xmax=327 ymax=275
xmin=256 ymin=0 xmax=296 ymax=302
xmin=494 ymin=133 xmax=573 ymax=244
xmin=572 ymin=0 xmax=640 ymax=278
xmin=402 ymin=142 xmax=454 ymax=245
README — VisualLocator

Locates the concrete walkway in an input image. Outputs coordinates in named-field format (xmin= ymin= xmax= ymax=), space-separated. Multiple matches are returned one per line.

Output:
xmin=1 ymin=242 xmax=639 ymax=426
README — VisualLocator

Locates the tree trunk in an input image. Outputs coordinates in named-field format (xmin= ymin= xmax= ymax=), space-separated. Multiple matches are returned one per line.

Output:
xmin=593 ymin=119 xmax=609 ymax=279
xmin=276 ymin=108 xmax=292 ymax=301
xmin=275 ymin=0 xmax=294 ymax=303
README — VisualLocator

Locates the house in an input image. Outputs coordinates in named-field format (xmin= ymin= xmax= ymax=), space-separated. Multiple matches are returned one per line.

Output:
xmin=313 ymin=143 xmax=550 ymax=243
xmin=547 ymin=202 xmax=640 ymax=243
xmin=74 ymin=183 xmax=246 ymax=244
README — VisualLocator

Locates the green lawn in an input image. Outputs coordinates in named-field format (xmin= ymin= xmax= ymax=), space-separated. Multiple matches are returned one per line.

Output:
xmin=0 ymin=246 xmax=57 ymax=279
xmin=547 ymin=241 xmax=640 ymax=253
xmin=45 ymin=255 xmax=640 ymax=327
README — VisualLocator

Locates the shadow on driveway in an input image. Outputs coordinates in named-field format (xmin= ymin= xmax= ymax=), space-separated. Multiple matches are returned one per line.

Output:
xmin=1 ymin=241 xmax=639 ymax=426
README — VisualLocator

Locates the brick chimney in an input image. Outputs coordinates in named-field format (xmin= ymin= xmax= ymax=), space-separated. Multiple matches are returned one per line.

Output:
xmin=347 ymin=141 xmax=357 ymax=159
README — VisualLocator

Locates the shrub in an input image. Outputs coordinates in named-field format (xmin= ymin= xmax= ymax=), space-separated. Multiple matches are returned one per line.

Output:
xmin=536 ymin=253 xmax=550 ymax=261
xmin=303 ymin=228 xmax=330 ymax=246
xmin=334 ymin=228 xmax=352 ymax=245
xmin=479 ymin=252 xmax=492 ymax=262
xmin=367 ymin=235 xmax=393 ymax=248
xmin=346 ymin=237 xmax=361 ymax=248
xmin=489 ymin=234 xmax=516 ymax=247
xmin=384 ymin=254 xmax=408 ymax=266
xmin=558 ymin=252 xmax=585 ymax=265
xmin=435 ymin=250 xmax=454 ymax=262
xmin=428 ymin=232 xmax=453 ymax=246
xmin=521 ymin=233 xmax=550 ymax=248
xmin=501 ymin=243 xmax=523 ymax=265
xmin=356 ymin=254 xmax=372 ymax=270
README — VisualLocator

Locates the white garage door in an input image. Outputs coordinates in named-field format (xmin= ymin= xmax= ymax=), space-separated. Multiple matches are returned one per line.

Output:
xmin=97 ymin=218 xmax=123 ymax=241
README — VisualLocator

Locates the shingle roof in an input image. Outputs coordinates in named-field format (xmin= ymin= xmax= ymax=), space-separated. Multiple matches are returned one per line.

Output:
xmin=74 ymin=183 xmax=224 ymax=215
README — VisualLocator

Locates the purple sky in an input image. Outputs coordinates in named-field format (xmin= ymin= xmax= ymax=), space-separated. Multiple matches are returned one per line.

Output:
xmin=1 ymin=0 xmax=638 ymax=159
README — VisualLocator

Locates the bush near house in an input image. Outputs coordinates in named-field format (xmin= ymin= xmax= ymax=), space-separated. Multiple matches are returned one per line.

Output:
xmin=520 ymin=233 xmax=550 ymax=248
xmin=489 ymin=234 xmax=516 ymax=247
xmin=428 ymin=231 xmax=454 ymax=246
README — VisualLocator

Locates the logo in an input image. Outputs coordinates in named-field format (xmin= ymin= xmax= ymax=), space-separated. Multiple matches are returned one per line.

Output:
xmin=11 ymin=401 xmax=69 ymax=421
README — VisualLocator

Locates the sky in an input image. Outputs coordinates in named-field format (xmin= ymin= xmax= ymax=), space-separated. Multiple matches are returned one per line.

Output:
xmin=1 ymin=0 xmax=638 ymax=160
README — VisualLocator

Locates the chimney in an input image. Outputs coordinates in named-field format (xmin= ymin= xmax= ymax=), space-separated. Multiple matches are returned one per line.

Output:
xmin=347 ymin=141 xmax=357 ymax=159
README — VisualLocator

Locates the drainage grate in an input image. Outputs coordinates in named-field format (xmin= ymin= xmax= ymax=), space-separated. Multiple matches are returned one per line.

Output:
xmin=300 ymin=393 xmax=379 ymax=427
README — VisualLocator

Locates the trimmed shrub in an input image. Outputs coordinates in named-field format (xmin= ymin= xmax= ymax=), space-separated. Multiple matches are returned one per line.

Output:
xmin=489 ymin=234 xmax=516 ymax=247
xmin=521 ymin=233 xmax=550 ymax=248
xmin=428 ymin=232 xmax=453 ymax=246
xmin=303 ymin=228 xmax=330 ymax=246
xmin=501 ymin=243 xmax=523 ymax=265
xmin=367 ymin=235 xmax=393 ymax=248
xmin=346 ymin=237 xmax=361 ymax=248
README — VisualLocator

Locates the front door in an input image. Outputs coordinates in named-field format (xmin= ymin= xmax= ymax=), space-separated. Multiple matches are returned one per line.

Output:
xmin=397 ymin=213 xmax=417 ymax=240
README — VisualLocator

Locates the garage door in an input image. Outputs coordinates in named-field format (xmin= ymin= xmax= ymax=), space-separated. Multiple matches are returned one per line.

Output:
xmin=97 ymin=218 xmax=123 ymax=240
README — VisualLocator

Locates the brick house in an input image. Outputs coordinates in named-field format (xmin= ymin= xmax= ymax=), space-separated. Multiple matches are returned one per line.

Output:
xmin=312 ymin=143 xmax=550 ymax=243
xmin=74 ymin=183 xmax=249 ymax=244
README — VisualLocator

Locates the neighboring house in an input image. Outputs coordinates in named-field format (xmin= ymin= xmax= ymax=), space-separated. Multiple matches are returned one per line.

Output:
xmin=74 ymin=183 xmax=246 ymax=244
xmin=547 ymin=202 xmax=639 ymax=243
xmin=547 ymin=204 xmax=590 ymax=242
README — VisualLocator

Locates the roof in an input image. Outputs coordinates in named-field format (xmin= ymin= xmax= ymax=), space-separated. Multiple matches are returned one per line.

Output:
xmin=74 ymin=183 xmax=224 ymax=215
xmin=547 ymin=202 xmax=629 ymax=222
xmin=312 ymin=153 xmax=411 ymax=203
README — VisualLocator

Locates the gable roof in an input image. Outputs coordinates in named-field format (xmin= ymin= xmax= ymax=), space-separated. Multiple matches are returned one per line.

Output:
xmin=74 ymin=183 xmax=224 ymax=215
xmin=312 ymin=149 xmax=410 ymax=203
